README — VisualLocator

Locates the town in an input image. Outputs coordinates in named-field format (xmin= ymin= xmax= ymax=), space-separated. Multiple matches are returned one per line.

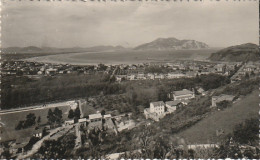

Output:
xmin=1 ymin=58 xmax=259 ymax=159
xmin=2 ymin=59 xmax=259 ymax=82
xmin=1 ymin=1 xmax=259 ymax=159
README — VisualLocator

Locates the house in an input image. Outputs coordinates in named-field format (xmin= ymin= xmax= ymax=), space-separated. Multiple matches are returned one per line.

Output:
xmin=78 ymin=118 xmax=88 ymax=127
xmin=67 ymin=100 xmax=78 ymax=110
xmin=127 ymin=74 xmax=136 ymax=80
xmin=154 ymin=74 xmax=165 ymax=79
xmin=89 ymin=113 xmax=102 ymax=122
xmin=215 ymin=64 xmax=226 ymax=73
xmin=137 ymin=73 xmax=146 ymax=80
xmin=37 ymin=71 xmax=43 ymax=75
xmin=147 ymin=73 xmax=155 ymax=80
xmin=115 ymin=75 xmax=127 ymax=82
xmin=168 ymin=89 xmax=195 ymax=101
xmin=46 ymin=68 xmax=57 ymax=75
xmin=87 ymin=113 xmax=114 ymax=130
xmin=104 ymin=114 xmax=112 ymax=120
xmin=197 ymin=87 xmax=206 ymax=96
xmin=185 ymin=71 xmax=196 ymax=78
xmin=167 ymin=72 xmax=185 ymax=79
xmin=211 ymin=94 xmax=235 ymax=107
xmin=187 ymin=144 xmax=219 ymax=150
xmin=165 ymin=101 xmax=181 ymax=113
xmin=33 ymin=129 xmax=43 ymax=138
xmin=64 ymin=120 xmax=74 ymax=126
xmin=144 ymin=101 xmax=166 ymax=121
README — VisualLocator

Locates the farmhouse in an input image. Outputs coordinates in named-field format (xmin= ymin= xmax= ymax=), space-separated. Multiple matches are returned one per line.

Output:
xmin=211 ymin=94 xmax=235 ymax=107
xmin=168 ymin=89 xmax=195 ymax=101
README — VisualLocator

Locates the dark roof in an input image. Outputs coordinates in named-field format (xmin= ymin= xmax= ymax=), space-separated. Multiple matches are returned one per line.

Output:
xmin=165 ymin=100 xmax=182 ymax=106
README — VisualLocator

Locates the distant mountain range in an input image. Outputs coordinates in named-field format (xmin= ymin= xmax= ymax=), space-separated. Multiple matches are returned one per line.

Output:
xmin=134 ymin=37 xmax=209 ymax=50
xmin=2 ymin=45 xmax=127 ymax=54
xmin=209 ymin=43 xmax=259 ymax=62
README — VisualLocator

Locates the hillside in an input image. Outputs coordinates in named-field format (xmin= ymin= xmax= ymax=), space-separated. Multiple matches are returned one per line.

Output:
xmin=176 ymin=89 xmax=259 ymax=144
xmin=135 ymin=37 xmax=209 ymax=50
xmin=209 ymin=43 xmax=259 ymax=62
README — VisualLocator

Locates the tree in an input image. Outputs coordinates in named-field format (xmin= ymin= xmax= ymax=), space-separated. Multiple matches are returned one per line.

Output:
xmin=47 ymin=108 xmax=63 ymax=127
xmin=24 ymin=113 xmax=36 ymax=127
xmin=250 ymin=71 xmax=255 ymax=76
xmin=68 ymin=109 xmax=74 ymax=119
xmin=110 ymin=76 xmax=116 ymax=83
xmin=15 ymin=120 xmax=25 ymax=130
xmin=101 ymin=110 xmax=106 ymax=116
xmin=53 ymin=108 xmax=63 ymax=124
xmin=74 ymin=107 xmax=81 ymax=120
xmin=47 ymin=109 xmax=54 ymax=125
xmin=15 ymin=113 xmax=36 ymax=130
xmin=37 ymin=116 xmax=41 ymax=124
xmin=245 ymin=72 xmax=249 ymax=79
xmin=233 ymin=118 xmax=258 ymax=145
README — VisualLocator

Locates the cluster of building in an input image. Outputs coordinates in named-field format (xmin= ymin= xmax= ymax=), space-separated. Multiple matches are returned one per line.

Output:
xmin=230 ymin=62 xmax=260 ymax=83
xmin=144 ymin=89 xmax=195 ymax=121
xmin=1 ymin=61 xmax=116 ymax=76
xmin=115 ymin=61 xmax=243 ymax=82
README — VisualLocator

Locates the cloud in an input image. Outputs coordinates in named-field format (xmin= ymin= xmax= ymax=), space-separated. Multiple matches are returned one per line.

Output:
xmin=2 ymin=1 xmax=259 ymax=48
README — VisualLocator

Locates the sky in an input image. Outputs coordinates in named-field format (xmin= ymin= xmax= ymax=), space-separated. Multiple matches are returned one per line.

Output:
xmin=2 ymin=1 xmax=259 ymax=48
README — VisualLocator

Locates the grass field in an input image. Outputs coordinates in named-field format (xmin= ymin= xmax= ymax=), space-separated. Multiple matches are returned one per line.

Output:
xmin=176 ymin=89 xmax=259 ymax=144
xmin=25 ymin=49 xmax=218 ymax=65
xmin=0 ymin=105 xmax=71 ymax=142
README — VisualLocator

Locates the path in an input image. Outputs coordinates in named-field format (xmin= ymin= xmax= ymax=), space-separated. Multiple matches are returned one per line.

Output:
xmin=17 ymin=125 xmax=74 ymax=159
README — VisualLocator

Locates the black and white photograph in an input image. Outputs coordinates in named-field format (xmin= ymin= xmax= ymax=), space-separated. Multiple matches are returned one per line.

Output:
xmin=0 ymin=0 xmax=259 ymax=159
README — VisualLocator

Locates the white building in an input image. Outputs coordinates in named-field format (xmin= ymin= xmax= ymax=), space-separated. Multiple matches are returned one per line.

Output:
xmin=169 ymin=89 xmax=195 ymax=101
xmin=167 ymin=72 xmax=185 ymax=79
xmin=144 ymin=101 xmax=166 ymax=121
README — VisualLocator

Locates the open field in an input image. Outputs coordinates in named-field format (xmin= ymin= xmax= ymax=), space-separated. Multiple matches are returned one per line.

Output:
xmin=24 ymin=49 xmax=218 ymax=65
xmin=0 ymin=104 xmax=71 ymax=142
xmin=176 ymin=89 xmax=259 ymax=144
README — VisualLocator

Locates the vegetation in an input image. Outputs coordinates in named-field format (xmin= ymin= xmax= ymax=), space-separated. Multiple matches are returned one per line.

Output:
xmin=2 ymin=72 xmax=228 ymax=110
xmin=15 ymin=113 xmax=36 ymax=130
xmin=68 ymin=107 xmax=81 ymax=120
xmin=47 ymin=108 xmax=63 ymax=127
xmin=35 ymin=133 xmax=76 ymax=159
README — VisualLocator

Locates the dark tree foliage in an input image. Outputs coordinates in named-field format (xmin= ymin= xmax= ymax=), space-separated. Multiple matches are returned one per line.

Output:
xmin=37 ymin=133 xmax=76 ymax=159
xmin=37 ymin=116 xmax=41 ymax=124
xmin=216 ymin=100 xmax=232 ymax=110
xmin=68 ymin=109 xmax=74 ymax=119
xmin=74 ymin=107 xmax=81 ymax=119
xmin=47 ymin=108 xmax=63 ymax=127
xmin=101 ymin=110 xmax=106 ymax=116
xmin=233 ymin=118 xmax=258 ymax=145
xmin=15 ymin=113 xmax=36 ymax=130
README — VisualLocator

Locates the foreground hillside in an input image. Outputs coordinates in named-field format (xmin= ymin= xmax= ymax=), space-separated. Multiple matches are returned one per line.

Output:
xmin=177 ymin=89 xmax=259 ymax=143
xmin=135 ymin=37 xmax=209 ymax=50
xmin=209 ymin=43 xmax=259 ymax=62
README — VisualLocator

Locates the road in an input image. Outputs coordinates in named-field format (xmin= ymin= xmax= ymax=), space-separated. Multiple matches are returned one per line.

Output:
xmin=0 ymin=101 xmax=75 ymax=115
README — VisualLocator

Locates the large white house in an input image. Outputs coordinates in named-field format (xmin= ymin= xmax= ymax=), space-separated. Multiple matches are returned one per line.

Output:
xmin=144 ymin=100 xmax=181 ymax=121
xmin=144 ymin=101 xmax=166 ymax=121
xmin=168 ymin=89 xmax=195 ymax=101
